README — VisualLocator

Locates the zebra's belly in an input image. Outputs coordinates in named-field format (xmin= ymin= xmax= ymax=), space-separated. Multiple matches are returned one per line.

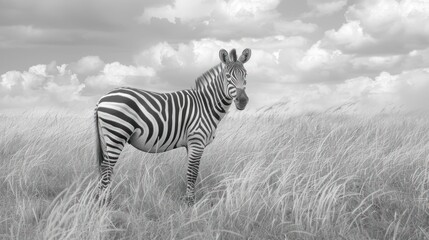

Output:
xmin=128 ymin=128 xmax=186 ymax=153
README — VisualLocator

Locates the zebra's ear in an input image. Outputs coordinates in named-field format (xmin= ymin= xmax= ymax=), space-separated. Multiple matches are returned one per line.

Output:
xmin=229 ymin=49 xmax=237 ymax=62
xmin=238 ymin=48 xmax=251 ymax=64
xmin=219 ymin=49 xmax=229 ymax=64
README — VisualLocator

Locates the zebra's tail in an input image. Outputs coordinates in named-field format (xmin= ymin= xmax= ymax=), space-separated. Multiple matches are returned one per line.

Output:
xmin=94 ymin=106 xmax=105 ymax=174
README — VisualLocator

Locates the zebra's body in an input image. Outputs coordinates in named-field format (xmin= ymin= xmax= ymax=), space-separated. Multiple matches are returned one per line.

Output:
xmin=97 ymin=87 xmax=209 ymax=153
xmin=95 ymin=49 xmax=251 ymax=205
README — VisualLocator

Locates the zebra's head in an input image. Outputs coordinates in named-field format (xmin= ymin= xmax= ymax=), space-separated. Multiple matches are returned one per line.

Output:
xmin=219 ymin=48 xmax=252 ymax=110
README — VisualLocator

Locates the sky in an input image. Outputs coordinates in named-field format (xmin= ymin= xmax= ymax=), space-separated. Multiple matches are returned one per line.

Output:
xmin=1 ymin=0 xmax=429 ymax=113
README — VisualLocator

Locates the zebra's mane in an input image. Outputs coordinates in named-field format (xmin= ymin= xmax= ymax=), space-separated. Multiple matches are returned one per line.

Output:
xmin=194 ymin=64 xmax=223 ymax=91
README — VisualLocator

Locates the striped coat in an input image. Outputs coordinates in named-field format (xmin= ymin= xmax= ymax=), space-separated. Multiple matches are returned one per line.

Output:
xmin=95 ymin=48 xmax=251 ymax=205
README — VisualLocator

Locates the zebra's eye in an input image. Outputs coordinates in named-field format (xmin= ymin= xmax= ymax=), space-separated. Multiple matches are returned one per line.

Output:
xmin=225 ymin=73 xmax=231 ymax=79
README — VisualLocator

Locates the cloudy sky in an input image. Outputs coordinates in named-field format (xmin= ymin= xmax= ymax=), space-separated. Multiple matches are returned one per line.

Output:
xmin=1 ymin=0 xmax=429 ymax=113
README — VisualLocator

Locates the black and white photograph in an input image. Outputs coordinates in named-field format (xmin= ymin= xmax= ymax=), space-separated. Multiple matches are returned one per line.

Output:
xmin=1 ymin=0 xmax=429 ymax=239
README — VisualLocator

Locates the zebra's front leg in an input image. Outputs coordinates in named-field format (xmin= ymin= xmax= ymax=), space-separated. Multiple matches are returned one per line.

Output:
xmin=185 ymin=143 xmax=204 ymax=206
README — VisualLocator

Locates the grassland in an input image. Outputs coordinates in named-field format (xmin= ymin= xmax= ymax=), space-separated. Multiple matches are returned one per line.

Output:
xmin=0 ymin=110 xmax=429 ymax=239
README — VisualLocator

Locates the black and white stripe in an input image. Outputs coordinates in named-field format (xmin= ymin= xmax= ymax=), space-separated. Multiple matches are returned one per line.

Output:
xmin=94 ymin=48 xmax=251 ymax=205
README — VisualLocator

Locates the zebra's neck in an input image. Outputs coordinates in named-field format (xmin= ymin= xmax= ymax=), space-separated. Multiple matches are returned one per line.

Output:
xmin=194 ymin=64 xmax=233 ymax=123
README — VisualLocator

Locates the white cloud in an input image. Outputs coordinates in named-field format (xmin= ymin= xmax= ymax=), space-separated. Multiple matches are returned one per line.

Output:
xmin=273 ymin=20 xmax=318 ymax=35
xmin=227 ymin=0 xmax=279 ymax=14
xmin=303 ymin=0 xmax=348 ymax=17
xmin=294 ymin=41 xmax=355 ymax=82
xmin=135 ymin=36 xmax=309 ymax=85
xmin=402 ymin=48 xmax=429 ymax=69
xmin=311 ymin=0 xmax=429 ymax=81
xmin=140 ymin=0 xmax=280 ymax=24
xmin=0 ymin=58 xmax=155 ymax=109
xmin=2 ymin=49 xmax=429 ymax=114
xmin=139 ymin=0 xmax=317 ymax=38
xmin=297 ymin=41 xmax=345 ymax=71
xmin=351 ymin=55 xmax=402 ymax=71
xmin=136 ymin=35 xmax=389 ymax=87
xmin=324 ymin=21 xmax=375 ymax=51
xmin=0 ymin=63 xmax=86 ymax=109
xmin=84 ymin=62 xmax=155 ymax=93
xmin=68 ymin=56 xmax=105 ymax=76
xmin=269 ymin=67 xmax=429 ymax=114
xmin=339 ymin=68 xmax=429 ymax=111
xmin=136 ymin=42 xmax=191 ymax=70
xmin=44 ymin=75 xmax=85 ymax=102
xmin=140 ymin=0 xmax=218 ymax=24
xmin=348 ymin=0 xmax=429 ymax=34
xmin=23 ymin=65 xmax=49 ymax=90
xmin=325 ymin=0 xmax=429 ymax=53
xmin=0 ymin=71 xmax=24 ymax=95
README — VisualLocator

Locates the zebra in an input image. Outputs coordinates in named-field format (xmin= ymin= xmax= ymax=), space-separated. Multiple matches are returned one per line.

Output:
xmin=94 ymin=48 xmax=251 ymax=205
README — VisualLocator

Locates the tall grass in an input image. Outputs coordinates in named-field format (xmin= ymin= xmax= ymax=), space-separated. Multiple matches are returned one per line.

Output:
xmin=0 ymin=111 xmax=428 ymax=239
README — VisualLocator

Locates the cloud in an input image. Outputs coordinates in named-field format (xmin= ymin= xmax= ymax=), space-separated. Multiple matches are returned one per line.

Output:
xmin=350 ymin=55 xmax=402 ymax=73
xmin=297 ymin=41 xmax=345 ymax=71
xmin=44 ymin=76 xmax=85 ymax=103
xmin=324 ymin=21 xmax=375 ymax=51
xmin=139 ymin=0 xmax=218 ymax=24
xmin=294 ymin=40 xmax=429 ymax=83
xmin=68 ymin=56 xmax=105 ymax=76
xmin=135 ymin=35 xmax=422 ymax=88
xmin=134 ymin=36 xmax=310 ymax=88
xmin=2 ymin=30 xmax=429 ymax=113
xmin=336 ymin=68 xmax=429 ymax=112
xmin=139 ymin=0 xmax=317 ymax=38
xmin=2 ymin=49 xmax=429 ymax=115
xmin=402 ymin=48 xmax=429 ymax=70
xmin=0 ymin=57 xmax=155 ymax=109
xmin=0 ymin=63 xmax=86 ymax=109
xmin=84 ymin=62 xmax=155 ymax=94
xmin=299 ymin=0 xmax=429 ymax=82
xmin=270 ymin=67 xmax=429 ymax=114
xmin=324 ymin=0 xmax=429 ymax=53
xmin=140 ymin=0 xmax=280 ymax=24
xmin=303 ymin=0 xmax=348 ymax=18
xmin=295 ymin=41 xmax=353 ymax=82
xmin=0 ymin=71 xmax=24 ymax=96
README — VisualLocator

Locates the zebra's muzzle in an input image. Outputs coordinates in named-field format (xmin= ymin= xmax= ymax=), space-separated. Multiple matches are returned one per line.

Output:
xmin=234 ymin=88 xmax=248 ymax=110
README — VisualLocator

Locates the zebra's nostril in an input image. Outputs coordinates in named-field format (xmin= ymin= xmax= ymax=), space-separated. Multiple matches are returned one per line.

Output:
xmin=240 ymin=97 xmax=248 ymax=104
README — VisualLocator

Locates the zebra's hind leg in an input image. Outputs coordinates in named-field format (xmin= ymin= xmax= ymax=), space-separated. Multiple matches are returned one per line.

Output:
xmin=96 ymin=141 xmax=124 ymax=206
xmin=185 ymin=143 xmax=204 ymax=206
xmin=96 ymin=159 xmax=117 ymax=205
xmin=94 ymin=107 xmax=129 ymax=206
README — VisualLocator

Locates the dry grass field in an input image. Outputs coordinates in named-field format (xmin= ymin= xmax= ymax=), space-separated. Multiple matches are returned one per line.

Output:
xmin=1 ymin=110 xmax=429 ymax=239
